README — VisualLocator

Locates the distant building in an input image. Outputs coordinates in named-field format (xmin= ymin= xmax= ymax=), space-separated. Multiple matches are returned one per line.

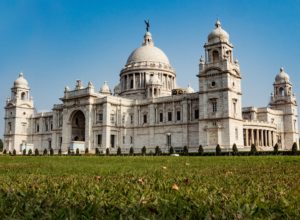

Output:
xmin=3 ymin=20 xmax=299 ymax=154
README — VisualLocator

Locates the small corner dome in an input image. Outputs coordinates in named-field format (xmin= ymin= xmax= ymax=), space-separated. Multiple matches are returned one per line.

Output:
xmin=100 ymin=81 xmax=111 ymax=94
xmin=208 ymin=20 xmax=229 ymax=43
xmin=126 ymin=31 xmax=170 ymax=65
xmin=186 ymin=84 xmax=195 ymax=93
xmin=275 ymin=67 xmax=290 ymax=83
xmin=14 ymin=72 xmax=29 ymax=88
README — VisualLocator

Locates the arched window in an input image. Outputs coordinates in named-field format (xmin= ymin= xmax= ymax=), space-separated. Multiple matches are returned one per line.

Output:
xmin=212 ymin=50 xmax=219 ymax=62
xmin=279 ymin=87 xmax=284 ymax=96
xmin=21 ymin=92 xmax=26 ymax=100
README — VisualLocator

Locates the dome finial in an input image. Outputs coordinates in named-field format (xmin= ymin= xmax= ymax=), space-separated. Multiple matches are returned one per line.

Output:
xmin=280 ymin=67 xmax=284 ymax=72
xmin=215 ymin=19 xmax=221 ymax=28
xmin=144 ymin=19 xmax=150 ymax=32
xmin=19 ymin=72 xmax=24 ymax=77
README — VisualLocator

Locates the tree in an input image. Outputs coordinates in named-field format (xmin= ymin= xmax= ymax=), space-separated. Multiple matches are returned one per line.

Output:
xmin=250 ymin=144 xmax=257 ymax=155
xmin=198 ymin=145 xmax=204 ymax=156
xmin=292 ymin=142 xmax=298 ymax=155
xmin=129 ymin=147 xmax=134 ymax=156
xmin=76 ymin=148 xmax=80 ymax=156
xmin=43 ymin=149 xmax=48 ymax=155
xmin=3 ymin=149 xmax=6 ymax=155
xmin=67 ymin=148 xmax=71 ymax=155
xmin=183 ymin=146 xmax=189 ymax=156
xmin=117 ymin=147 xmax=122 ymax=156
xmin=28 ymin=149 xmax=32 ymax=155
xmin=106 ymin=148 xmax=110 ymax=156
xmin=58 ymin=149 xmax=62 ymax=155
xmin=155 ymin=146 xmax=161 ymax=156
xmin=85 ymin=148 xmax=89 ymax=155
xmin=22 ymin=149 xmax=26 ymax=156
xmin=232 ymin=144 xmax=238 ymax=156
xmin=216 ymin=144 xmax=221 ymax=156
xmin=0 ymin=138 xmax=3 ymax=152
xmin=49 ymin=148 xmax=54 ymax=156
xmin=13 ymin=149 xmax=16 ymax=156
xmin=273 ymin=143 xmax=279 ymax=155
xmin=169 ymin=146 xmax=174 ymax=155
xmin=141 ymin=146 xmax=146 ymax=156
xmin=95 ymin=148 xmax=99 ymax=155
xmin=35 ymin=148 xmax=39 ymax=156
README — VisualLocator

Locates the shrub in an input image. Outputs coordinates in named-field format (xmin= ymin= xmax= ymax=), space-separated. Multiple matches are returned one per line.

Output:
xmin=28 ymin=149 xmax=32 ymax=155
xmin=0 ymin=138 xmax=3 ymax=152
xmin=292 ymin=142 xmax=298 ymax=155
xmin=149 ymin=150 xmax=153 ymax=156
xmin=129 ymin=147 xmax=134 ymax=156
xmin=50 ymin=148 xmax=54 ymax=156
xmin=3 ymin=149 xmax=6 ymax=155
xmin=22 ymin=149 xmax=26 ymax=156
xmin=13 ymin=149 xmax=16 ymax=156
xmin=183 ymin=146 xmax=189 ymax=155
xmin=250 ymin=144 xmax=257 ymax=155
xmin=35 ymin=148 xmax=39 ymax=156
xmin=75 ymin=148 xmax=80 ymax=156
xmin=58 ymin=149 xmax=62 ymax=155
xmin=169 ymin=146 xmax=174 ymax=155
xmin=95 ymin=148 xmax=99 ymax=155
xmin=9 ymin=151 xmax=11 ymax=156
xmin=85 ymin=148 xmax=89 ymax=155
xmin=68 ymin=148 xmax=71 ymax=155
xmin=232 ymin=143 xmax=238 ymax=156
xmin=273 ymin=143 xmax=279 ymax=155
xmin=198 ymin=145 xmax=204 ymax=156
xmin=106 ymin=148 xmax=110 ymax=156
xmin=216 ymin=144 xmax=221 ymax=156
xmin=43 ymin=149 xmax=48 ymax=155
xmin=117 ymin=147 xmax=122 ymax=156
xmin=141 ymin=146 xmax=146 ymax=156
xmin=155 ymin=146 xmax=161 ymax=156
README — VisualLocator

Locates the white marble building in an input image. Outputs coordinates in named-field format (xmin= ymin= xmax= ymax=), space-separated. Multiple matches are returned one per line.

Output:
xmin=3 ymin=20 xmax=299 ymax=154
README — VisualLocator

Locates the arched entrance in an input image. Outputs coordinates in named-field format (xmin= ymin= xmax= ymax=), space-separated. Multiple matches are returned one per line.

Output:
xmin=71 ymin=110 xmax=85 ymax=142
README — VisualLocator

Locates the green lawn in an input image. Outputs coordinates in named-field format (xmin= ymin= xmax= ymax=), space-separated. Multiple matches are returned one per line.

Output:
xmin=0 ymin=156 xmax=299 ymax=219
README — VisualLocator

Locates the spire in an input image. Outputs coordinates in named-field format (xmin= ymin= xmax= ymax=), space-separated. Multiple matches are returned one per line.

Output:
xmin=215 ymin=19 xmax=221 ymax=28
xmin=142 ymin=19 xmax=154 ymax=46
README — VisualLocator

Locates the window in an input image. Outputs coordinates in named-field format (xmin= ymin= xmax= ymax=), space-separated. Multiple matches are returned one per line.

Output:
xmin=110 ymin=114 xmax=115 ymax=124
xmin=233 ymin=99 xmax=237 ymax=115
xmin=212 ymin=50 xmax=219 ymax=62
xmin=8 ymin=122 xmax=12 ymax=132
xmin=123 ymin=136 xmax=125 ymax=144
xmin=130 ymin=79 xmax=133 ymax=89
xmin=36 ymin=124 xmax=39 ymax=133
xmin=160 ymin=113 xmax=163 ymax=122
xmin=110 ymin=135 xmax=115 ymax=148
xmin=177 ymin=111 xmax=181 ymax=121
xmin=122 ymin=114 xmax=125 ymax=124
xmin=194 ymin=109 xmax=199 ymax=119
xmin=211 ymin=81 xmax=216 ymax=87
xmin=48 ymin=140 xmax=52 ymax=149
xmin=130 ymin=136 xmax=133 ymax=144
xmin=279 ymin=87 xmax=284 ymax=96
xmin=130 ymin=115 xmax=134 ymax=124
xmin=59 ymin=137 xmax=62 ymax=147
xmin=168 ymin=112 xmax=172 ymax=121
xmin=143 ymin=114 xmax=147 ymax=123
xmin=21 ymin=92 xmax=26 ymax=100
xmin=211 ymin=100 xmax=217 ymax=112
xmin=97 ymin=134 xmax=102 ymax=146
xmin=166 ymin=134 xmax=171 ymax=147
xmin=98 ymin=113 xmax=103 ymax=122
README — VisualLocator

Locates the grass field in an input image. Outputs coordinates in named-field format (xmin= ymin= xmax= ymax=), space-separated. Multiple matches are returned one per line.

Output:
xmin=0 ymin=156 xmax=299 ymax=219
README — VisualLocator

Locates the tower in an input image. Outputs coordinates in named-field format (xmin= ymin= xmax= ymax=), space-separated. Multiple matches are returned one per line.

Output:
xmin=269 ymin=68 xmax=299 ymax=149
xmin=4 ymin=73 xmax=35 ymax=153
xmin=198 ymin=20 xmax=244 ymax=149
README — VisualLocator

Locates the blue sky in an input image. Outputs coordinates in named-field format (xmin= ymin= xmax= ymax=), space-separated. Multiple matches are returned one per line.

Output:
xmin=1 ymin=0 xmax=300 ymax=137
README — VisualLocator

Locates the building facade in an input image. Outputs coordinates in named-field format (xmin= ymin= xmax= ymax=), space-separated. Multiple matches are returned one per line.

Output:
xmin=3 ymin=21 xmax=299 ymax=153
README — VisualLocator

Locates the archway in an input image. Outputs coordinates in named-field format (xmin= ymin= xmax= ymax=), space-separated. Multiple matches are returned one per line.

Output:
xmin=71 ymin=110 xmax=85 ymax=142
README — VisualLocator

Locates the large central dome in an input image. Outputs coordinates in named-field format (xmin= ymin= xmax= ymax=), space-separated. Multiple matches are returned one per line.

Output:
xmin=126 ymin=32 xmax=170 ymax=65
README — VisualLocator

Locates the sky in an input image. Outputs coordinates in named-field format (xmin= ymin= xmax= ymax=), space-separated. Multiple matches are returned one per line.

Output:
xmin=0 ymin=0 xmax=300 ymax=137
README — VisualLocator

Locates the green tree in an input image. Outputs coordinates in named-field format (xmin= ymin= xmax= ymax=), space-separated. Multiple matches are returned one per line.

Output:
xmin=232 ymin=143 xmax=238 ymax=156
xmin=85 ymin=148 xmax=89 ymax=154
xmin=35 ymin=148 xmax=39 ymax=156
xmin=117 ymin=147 xmax=122 ymax=156
xmin=0 ymin=138 xmax=3 ymax=152
xmin=183 ymin=146 xmax=189 ymax=156
xmin=273 ymin=143 xmax=279 ymax=155
xmin=50 ymin=148 xmax=54 ymax=156
xmin=58 ymin=149 xmax=62 ymax=155
xmin=169 ymin=146 xmax=174 ymax=155
xmin=292 ymin=142 xmax=298 ymax=155
xmin=198 ymin=145 xmax=204 ymax=156
xmin=28 ymin=149 xmax=32 ymax=155
xmin=22 ymin=149 xmax=26 ymax=156
xmin=129 ymin=147 xmax=134 ymax=156
xmin=76 ymin=148 xmax=80 ymax=156
xmin=106 ymin=148 xmax=110 ymax=156
xmin=13 ymin=149 xmax=16 ymax=156
xmin=216 ymin=144 xmax=221 ymax=156
xmin=141 ymin=146 xmax=146 ymax=156
xmin=95 ymin=148 xmax=99 ymax=155
xmin=43 ymin=149 xmax=48 ymax=155
xmin=250 ymin=144 xmax=257 ymax=155
xmin=3 ymin=149 xmax=6 ymax=155
xmin=155 ymin=146 xmax=161 ymax=156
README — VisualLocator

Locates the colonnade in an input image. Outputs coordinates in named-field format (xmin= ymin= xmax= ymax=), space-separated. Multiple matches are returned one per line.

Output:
xmin=243 ymin=128 xmax=275 ymax=147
